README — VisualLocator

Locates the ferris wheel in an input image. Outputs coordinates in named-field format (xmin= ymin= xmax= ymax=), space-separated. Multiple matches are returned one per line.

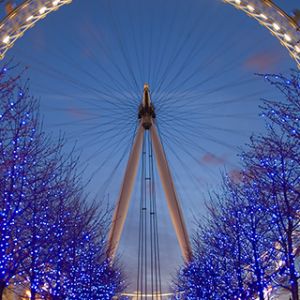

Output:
xmin=0 ymin=0 xmax=299 ymax=66
xmin=0 ymin=1 xmax=299 ymax=299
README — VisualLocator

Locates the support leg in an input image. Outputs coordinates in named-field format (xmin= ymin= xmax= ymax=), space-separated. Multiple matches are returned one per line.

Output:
xmin=107 ymin=124 xmax=145 ymax=260
xmin=150 ymin=124 xmax=192 ymax=262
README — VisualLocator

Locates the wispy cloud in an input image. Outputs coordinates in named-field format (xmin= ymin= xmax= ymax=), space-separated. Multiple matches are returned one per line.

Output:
xmin=244 ymin=51 xmax=281 ymax=72
xmin=201 ymin=152 xmax=227 ymax=165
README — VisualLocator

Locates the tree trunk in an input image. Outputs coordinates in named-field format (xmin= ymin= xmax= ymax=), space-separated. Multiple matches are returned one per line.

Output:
xmin=287 ymin=222 xmax=299 ymax=300
xmin=253 ymin=272 xmax=264 ymax=300
xmin=0 ymin=281 xmax=6 ymax=300
xmin=289 ymin=248 xmax=299 ymax=300
xmin=253 ymin=247 xmax=264 ymax=300
xmin=31 ymin=289 xmax=37 ymax=300
xmin=290 ymin=272 xmax=299 ymax=300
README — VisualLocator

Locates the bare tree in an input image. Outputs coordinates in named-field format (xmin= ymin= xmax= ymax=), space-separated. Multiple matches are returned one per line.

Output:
xmin=260 ymin=72 xmax=300 ymax=139
xmin=241 ymin=128 xmax=300 ymax=300
xmin=174 ymin=71 xmax=300 ymax=299
xmin=0 ymin=66 xmax=124 ymax=300
xmin=0 ymin=66 xmax=43 ymax=299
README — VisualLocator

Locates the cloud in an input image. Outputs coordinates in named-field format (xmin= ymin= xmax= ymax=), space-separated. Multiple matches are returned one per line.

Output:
xmin=201 ymin=152 xmax=227 ymax=165
xmin=228 ymin=169 xmax=243 ymax=183
xmin=244 ymin=51 xmax=281 ymax=72
xmin=68 ymin=106 xmax=89 ymax=120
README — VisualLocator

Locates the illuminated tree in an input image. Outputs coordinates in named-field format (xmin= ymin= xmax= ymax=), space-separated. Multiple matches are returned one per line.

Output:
xmin=204 ymin=195 xmax=247 ymax=299
xmin=0 ymin=66 xmax=124 ymax=300
xmin=0 ymin=65 xmax=43 ymax=299
xmin=260 ymin=72 xmax=300 ymax=139
xmin=245 ymin=71 xmax=300 ymax=299
xmin=241 ymin=127 xmax=300 ymax=300
xmin=175 ymin=72 xmax=300 ymax=299
xmin=22 ymin=149 xmax=81 ymax=299
xmin=222 ymin=178 xmax=279 ymax=299
xmin=175 ymin=188 xmax=249 ymax=300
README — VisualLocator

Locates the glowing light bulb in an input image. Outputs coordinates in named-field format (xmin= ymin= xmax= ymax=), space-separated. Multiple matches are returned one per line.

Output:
xmin=273 ymin=23 xmax=280 ymax=31
xmin=247 ymin=5 xmax=255 ymax=12
xmin=39 ymin=7 xmax=47 ymax=14
xmin=284 ymin=34 xmax=291 ymax=42
xmin=260 ymin=14 xmax=268 ymax=20
xmin=26 ymin=15 xmax=33 ymax=22
xmin=2 ymin=36 xmax=10 ymax=44
xmin=53 ymin=0 xmax=60 ymax=5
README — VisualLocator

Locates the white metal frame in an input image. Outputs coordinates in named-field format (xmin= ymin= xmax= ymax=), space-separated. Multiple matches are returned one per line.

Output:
xmin=150 ymin=123 xmax=192 ymax=262
xmin=107 ymin=120 xmax=192 ymax=262
xmin=107 ymin=84 xmax=192 ymax=262
xmin=107 ymin=124 xmax=144 ymax=259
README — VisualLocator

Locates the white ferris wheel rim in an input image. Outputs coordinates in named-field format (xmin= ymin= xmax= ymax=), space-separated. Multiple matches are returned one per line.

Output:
xmin=0 ymin=0 xmax=299 ymax=67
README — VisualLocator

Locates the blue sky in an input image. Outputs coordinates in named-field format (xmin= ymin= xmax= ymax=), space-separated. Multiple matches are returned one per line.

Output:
xmin=2 ymin=0 xmax=299 ymax=293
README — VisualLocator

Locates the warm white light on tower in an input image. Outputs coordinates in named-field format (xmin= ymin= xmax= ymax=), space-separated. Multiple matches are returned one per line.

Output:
xmin=2 ymin=36 xmax=10 ymax=44
xmin=260 ymin=14 xmax=268 ymax=20
xmin=284 ymin=34 xmax=291 ymax=42
xmin=39 ymin=7 xmax=47 ymax=14
xmin=273 ymin=23 xmax=280 ymax=31
xmin=247 ymin=5 xmax=255 ymax=12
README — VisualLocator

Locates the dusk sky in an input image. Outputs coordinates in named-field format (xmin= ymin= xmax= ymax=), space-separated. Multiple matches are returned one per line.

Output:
xmin=2 ymin=0 xmax=298 ymax=293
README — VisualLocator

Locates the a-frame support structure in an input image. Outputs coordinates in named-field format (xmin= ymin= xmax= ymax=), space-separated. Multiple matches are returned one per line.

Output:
xmin=107 ymin=84 xmax=192 ymax=263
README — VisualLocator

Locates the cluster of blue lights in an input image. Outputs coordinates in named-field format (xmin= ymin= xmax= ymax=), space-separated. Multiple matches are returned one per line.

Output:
xmin=0 ymin=67 xmax=124 ymax=299
xmin=175 ymin=71 xmax=300 ymax=300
